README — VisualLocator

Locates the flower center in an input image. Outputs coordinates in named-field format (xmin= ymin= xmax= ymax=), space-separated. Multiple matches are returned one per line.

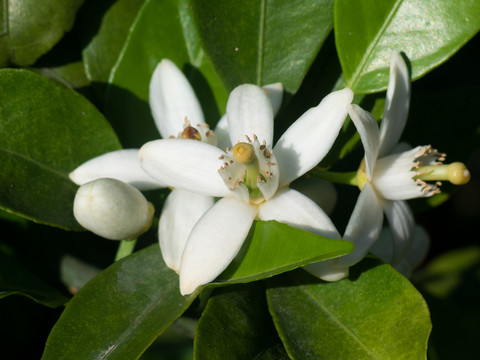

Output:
xmin=218 ymin=134 xmax=279 ymax=205
xmin=356 ymin=159 xmax=367 ymax=190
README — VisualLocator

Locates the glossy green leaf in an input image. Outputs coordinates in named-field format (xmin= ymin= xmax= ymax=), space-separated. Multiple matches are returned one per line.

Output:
xmin=214 ymin=220 xmax=354 ymax=285
xmin=267 ymin=259 xmax=431 ymax=359
xmin=0 ymin=0 xmax=84 ymax=67
xmin=0 ymin=69 xmax=121 ymax=229
xmin=194 ymin=283 xmax=278 ymax=360
xmin=0 ymin=249 xmax=68 ymax=307
xmin=42 ymin=245 xmax=198 ymax=360
xmin=82 ymin=0 xmax=145 ymax=95
xmin=105 ymin=0 xmax=228 ymax=147
xmin=190 ymin=0 xmax=334 ymax=93
xmin=335 ymin=0 xmax=480 ymax=93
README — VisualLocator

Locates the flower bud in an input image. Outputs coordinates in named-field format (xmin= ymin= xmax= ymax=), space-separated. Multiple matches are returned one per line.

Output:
xmin=73 ymin=178 xmax=154 ymax=240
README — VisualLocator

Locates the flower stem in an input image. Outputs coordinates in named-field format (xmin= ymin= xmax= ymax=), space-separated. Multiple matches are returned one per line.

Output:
xmin=309 ymin=168 xmax=358 ymax=186
xmin=115 ymin=239 xmax=137 ymax=261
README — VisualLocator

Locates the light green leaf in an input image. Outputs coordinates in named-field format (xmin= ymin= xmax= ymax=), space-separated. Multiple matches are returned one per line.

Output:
xmin=194 ymin=283 xmax=278 ymax=360
xmin=189 ymin=0 xmax=334 ymax=93
xmin=81 ymin=0 xmax=145 ymax=99
xmin=42 ymin=245 xmax=198 ymax=360
xmin=105 ymin=0 xmax=228 ymax=147
xmin=0 ymin=69 xmax=121 ymax=229
xmin=0 ymin=0 xmax=84 ymax=66
xmin=214 ymin=220 xmax=354 ymax=285
xmin=335 ymin=0 xmax=480 ymax=93
xmin=267 ymin=259 xmax=431 ymax=359
xmin=0 ymin=249 xmax=68 ymax=307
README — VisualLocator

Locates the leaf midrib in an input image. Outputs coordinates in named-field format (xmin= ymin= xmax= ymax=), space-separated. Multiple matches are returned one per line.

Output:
xmin=349 ymin=0 xmax=403 ymax=89
xmin=0 ymin=144 xmax=70 ymax=180
xmin=256 ymin=0 xmax=267 ymax=85
xmin=295 ymin=276 xmax=382 ymax=359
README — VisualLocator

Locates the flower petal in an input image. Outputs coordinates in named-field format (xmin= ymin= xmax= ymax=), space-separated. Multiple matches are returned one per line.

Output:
xmin=291 ymin=177 xmax=337 ymax=215
xmin=159 ymin=188 xmax=214 ymax=273
xmin=258 ymin=187 xmax=340 ymax=239
xmin=348 ymin=104 xmax=380 ymax=179
xmin=214 ymin=114 xmax=231 ymax=151
xmin=311 ymin=182 xmax=383 ymax=280
xmin=69 ymin=149 xmax=166 ymax=190
xmin=378 ymin=51 xmax=410 ymax=157
xmin=179 ymin=197 xmax=257 ymax=295
xmin=382 ymin=199 xmax=415 ymax=266
xmin=149 ymin=59 xmax=205 ymax=139
xmin=139 ymin=139 xmax=230 ymax=197
xmin=226 ymin=84 xmax=274 ymax=147
xmin=395 ymin=225 xmax=429 ymax=278
xmin=263 ymin=82 xmax=283 ymax=115
xmin=274 ymin=88 xmax=353 ymax=188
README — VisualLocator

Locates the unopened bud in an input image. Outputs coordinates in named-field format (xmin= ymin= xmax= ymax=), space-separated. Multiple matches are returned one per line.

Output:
xmin=73 ymin=178 xmax=154 ymax=240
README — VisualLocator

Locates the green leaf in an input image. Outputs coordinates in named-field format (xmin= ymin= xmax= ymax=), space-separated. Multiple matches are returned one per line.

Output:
xmin=42 ymin=245 xmax=198 ymax=360
xmin=0 ymin=249 xmax=68 ymax=307
xmin=82 ymin=0 xmax=145 ymax=98
xmin=335 ymin=0 xmax=480 ymax=93
xmin=0 ymin=69 xmax=121 ymax=229
xmin=189 ymin=0 xmax=334 ymax=93
xmin=214 ymin=220 xmax=353 ymax=285
xmin=105 ymin=0 xmax=228 ymax=147
xmin=267 ymin=259 xmax=431 ymax=359
xmin=194 ymin=283 xmax=279 ymax=360
xmin=0 ymin=0 xmax=84 ymax=67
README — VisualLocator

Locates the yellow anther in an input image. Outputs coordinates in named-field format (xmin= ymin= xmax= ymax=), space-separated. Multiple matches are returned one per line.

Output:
xmin=181 ymin=126 xmax=201 ymax=141
xmin=448 ymin=162 xmax=470 ymax=185
xmin=233 ymin=142 xmax=255 ymax=164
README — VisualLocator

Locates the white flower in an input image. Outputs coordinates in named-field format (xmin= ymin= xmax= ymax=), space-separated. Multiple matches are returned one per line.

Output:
xmin=73 ymin=178 xmax=154 ymax=240
xmin=139 ymin=84 xmax=353 ymax=295
xmin=69 ymin=59 xmax=283 ymax=272
xmin=310 ymin=51 xmax=470 ymax=280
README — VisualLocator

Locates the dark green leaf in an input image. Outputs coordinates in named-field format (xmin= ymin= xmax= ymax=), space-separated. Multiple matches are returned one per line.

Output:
xmin=415 ymin=246 xmax=480 ymax=360
xmin=190 ymin=0 xmax=334 ymax=93
xmin=105 ymin=0 xmax=228 ymax=147
xmin=194 ymin=283 xmax=278 ymax=360
xmin=42 ymin=245 xmax=198 ymax=360
xmin=214 ymin=220 xmax=353 ymax=285
xmin=0 ymin=0 xmax=84 ymax=67
xmin=0 ymin=69 xmax=121 ymax=229
xmin=0 ymin=249 xmax=68 ymax=307
xmin=335 ymin=0 xmax=480 ymax=93
xmin=267 ymin=259 xmax=431 ymax=359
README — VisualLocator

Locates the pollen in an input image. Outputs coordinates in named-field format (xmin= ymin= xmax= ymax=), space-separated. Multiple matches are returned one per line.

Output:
xmin=181 ymin=126 xmax=201 ymax=141
xmin=233 ymin=142 xmax=255 ymax=164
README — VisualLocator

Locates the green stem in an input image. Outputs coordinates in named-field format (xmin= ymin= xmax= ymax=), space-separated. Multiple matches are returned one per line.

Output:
xmin=309 ymin=168 xmax=358 ymax=186
xmin=115 ymin=239 xmax=137 ymax=261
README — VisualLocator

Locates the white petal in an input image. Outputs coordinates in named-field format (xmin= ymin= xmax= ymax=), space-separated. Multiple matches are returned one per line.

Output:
xmin=149 ymin=59 xmax=205 ymax=139
xmin=274 ymin=88 xmax=353 ymax=188
xmin=378 ymin=51 xmax=410 ymax=157
xmin=373 ymin=147 xmax=423 ymax=200
xmin=214 ymin=114 xmax=231 ymax=151
xmin=139 ymin=139 xmax=229 ymax=197
xmin=69 ymin=149 xmax=166 ymax=190
xmin=179 ymin=197 xmax=257 ymax=295
xmin=263 ymin=83 xmax=283 ymax=115
xmin=335 ymin=182 xmax=384 ymax=268
xmin=369 ymin=227 xmax=394 ymax=263
xmin=348 ymin=104 xmax=380 ymax=179
xmin=258 ymin=188 xmax=340 ymax=240
xmin=383 ymin=200 xmax=415 ymax=265
xmin=395 ymin=226 xmax=429 ymax=277
xmin=226 ymin=84 xmax=274 ymax=147
xmin=159 ymin=189 xmax=214 ymax=273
